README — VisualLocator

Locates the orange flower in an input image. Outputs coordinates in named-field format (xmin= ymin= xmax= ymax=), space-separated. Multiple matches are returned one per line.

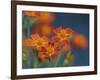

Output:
xmin=73 ymin=34 xmax=88 ymax=48
xmin=45 ymin=43 xmax=59 ymax=59
xmin=23 ymin=34 xmax=49 ymax=50
xmin=40 ymin=25 xmax=54 ymax=37
xmin=23 ymin=11 xmax=39 ymax=17
xmin=46 ymin=45 xmax=56 ymax=59
xmin=38 ymin=50 xmax=49 ymax=62
xmin=38 ymin=42 xmax=59 ymax=61
xmin=39 ymin=12 xmax=55 ymax=24
xmin=31 ymin=34 xmax=49 ymax=50
xmin=24 ymin=39 xmax=34 ymax=47
xmin=53 ymin=27 xmax=73 ymax=47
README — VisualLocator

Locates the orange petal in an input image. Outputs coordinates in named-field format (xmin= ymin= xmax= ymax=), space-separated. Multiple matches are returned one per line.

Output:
xmin=31 ymin=34 xmax=40 ymax=40
xmin=23 ymin=11 xmax=38 ymax=17
xmin=24 ymin=39 xmax=33 ymax=47
xmin=73 ymin=34 xmax=88 ymax=48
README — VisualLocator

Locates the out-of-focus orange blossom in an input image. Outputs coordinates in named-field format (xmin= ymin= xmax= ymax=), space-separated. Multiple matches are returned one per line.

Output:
xmin=31 ymin=12 xmax=55 ymax=36
xmin=39 ymin=12 xmax=55 ymax=24
xmin=24 ymin=39 xmax=33 ymax=47
xmin=23 ymin=12 xmax=55 ymax=24
xmin=40 ymin=25 xmax=54 ymax=36
xmin=73 ymin=34 xmax=88 ymax=48
xmin=23 ymin=11 xmax=39 ymax=17
xmin=31 ymin=24 xmax=54 ymax=37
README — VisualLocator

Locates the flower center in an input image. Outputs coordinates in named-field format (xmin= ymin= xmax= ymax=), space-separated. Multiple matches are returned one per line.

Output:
xmin=48 ymin=47 xmax=54 ymax=56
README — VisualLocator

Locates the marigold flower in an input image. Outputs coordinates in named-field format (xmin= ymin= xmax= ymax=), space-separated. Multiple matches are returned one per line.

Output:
xmin=53 ymin=27 xmax=72 ymax=41
xmin=73 ymin=34 xmax=88 ymax=48
xmin=23 ymin=34 xmax=49 ymax=50
xmin=31 ymin=34 xmax=49 ymax=50
xmin=38 ymin=50 xmax=49 ymax=62
xmin=45 ymin=43 xmax=59 ymax=59
xmin=39 ymin=12 xmax=55 ymax=24
xmin=38 ymin=42 xmax=59 ymax=61
xmin=40 ymin=25 xmax=54 ymax=37
xmin=23 ymin=11 xmax=39 ymax=17
xmin=53 ymin=27 xmax=73 ymax=51
xmin=24 ymin=39 xmax=34 ymax=47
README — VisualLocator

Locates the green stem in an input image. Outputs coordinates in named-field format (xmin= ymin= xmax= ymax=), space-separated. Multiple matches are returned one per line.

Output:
xmin=54 ymin=53 xmax=62 ymax=67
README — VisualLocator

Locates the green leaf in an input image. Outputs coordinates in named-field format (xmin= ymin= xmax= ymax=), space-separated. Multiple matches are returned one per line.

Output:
xmin=33 ymin=52 xmax=39 ymax=68
xmin=22 ymin=52 xmax=27 ymax=61
xmin=54 ymin=53 xmax=62 ymax=67
xmin=63 ymin=52 xmax=74 ymax=66
xmin=39 ymin=60 xmax=50 ymax=67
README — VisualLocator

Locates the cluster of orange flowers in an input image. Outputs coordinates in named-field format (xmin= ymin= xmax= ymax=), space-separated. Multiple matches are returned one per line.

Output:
xmin=24 ymin=33 xmax=59 ymax=62
xmin=24 ymin=27 xmax=88 ymax=62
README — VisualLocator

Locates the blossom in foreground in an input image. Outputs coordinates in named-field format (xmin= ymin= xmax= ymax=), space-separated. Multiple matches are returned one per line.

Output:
xmin=31 ymin=34 xmax=49 ymax=49
xmin=38 ymin=48 xmax=49 ymax=62
xmin=38 ymin=42 xmax=59 ymax=61
xmin=24 ymin=34 xmax=49 ymax=50
xmin=53 ymin=27 xmax=73 ymax=52
xmin=53 ymin=27 xmax=73 ymax=42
